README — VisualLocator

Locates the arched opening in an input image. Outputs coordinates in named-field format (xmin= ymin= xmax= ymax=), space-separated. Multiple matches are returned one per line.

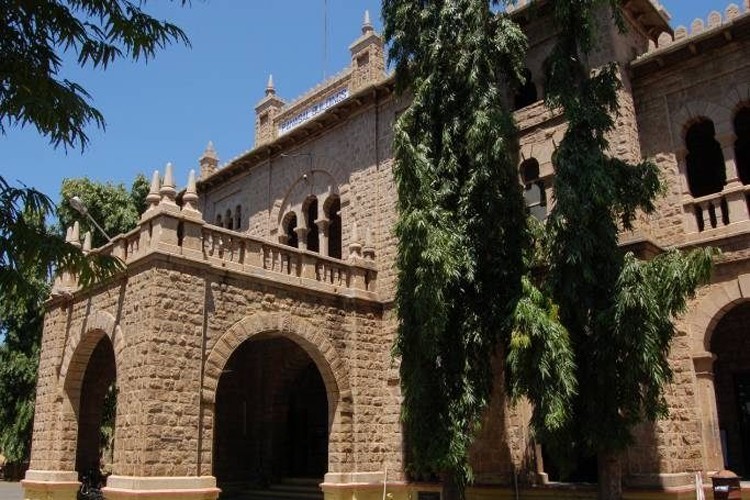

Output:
xmin=225 ymin=209 xmax=233 ymax=230
xmin=283 ymin=213 xmax=298 ymax=248
xmin=234 ymin=205 xmax=242 ymax=231
xmin=216 ymin=214 xmax=223 ymax=227
xmin=735 ymin=106 xmax=750 ymax=185
xmin=514 ymin=68 xmax=538 ymax=111
xmin=73 ymin=335 xmax=117 ymax=480
xmin=521 ymin=158 xmax=547 ymax=220
xmin=213 ymin=336 xmax=329 ymax=494
xmin=305 ymin=197 xmax=320 ymax=253
xmin=685 ymin=119 xmax=726 ymax=198
xmin=712 ymin=302 xmax=750 ymax=477
xmin=325 ymin=197 xmax=342 ymax=259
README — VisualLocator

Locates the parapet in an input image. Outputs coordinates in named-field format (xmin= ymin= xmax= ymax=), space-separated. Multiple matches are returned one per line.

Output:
xmin=646 ymin=2 xmax=750 ymax=53
xmin=254 ymin=11 xmax=387 ymax=148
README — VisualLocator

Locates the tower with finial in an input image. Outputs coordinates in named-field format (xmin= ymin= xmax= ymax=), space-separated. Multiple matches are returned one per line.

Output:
xmin=255 ymin=73 xmax=286 ymax=147
xmin=199 ymin=141 xmax=219 ymax=180
xmin=349 ymin=10 xmax=386 ymax=92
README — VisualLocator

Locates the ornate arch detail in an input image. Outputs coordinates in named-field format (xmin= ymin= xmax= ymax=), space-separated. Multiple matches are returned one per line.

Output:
xmin=57 ymin=309 xmax=124 ymax=416
xmin=724 ymin=82 xmax=750 ymax=115
xmin=202 ymin=312 xmax=351 ymax=409
xmin=671 ymin=100 xmax=732 ymax=146
xmin=681 ymin=275 xmax=750 ymax=354
xmin=58 ymin=309 xmax=124 ymax=388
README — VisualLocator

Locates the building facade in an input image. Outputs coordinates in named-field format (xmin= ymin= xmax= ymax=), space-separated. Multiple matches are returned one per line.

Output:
xmin=21 ymin=1 xmax=750 ymax=499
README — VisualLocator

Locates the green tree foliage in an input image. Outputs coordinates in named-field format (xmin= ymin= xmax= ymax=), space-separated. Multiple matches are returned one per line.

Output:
xmin=1 ymin=0 xmax=190 ymax=150
xmin=0 ymin=262 xmax=46 ymax=464
xmin=539 ymin=1 xmax=715 ymax=498
xmin=0 ymin=176 xmax=147 ymax=466
xmin=59 ymin=174 xmax=150 ymax=248
xmin=384 ymin=1 xmax=574 ymax=497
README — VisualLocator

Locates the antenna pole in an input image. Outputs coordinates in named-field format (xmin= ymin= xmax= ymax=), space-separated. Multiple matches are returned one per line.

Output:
xmin=323 ymin=0 xmax=328 ymax=79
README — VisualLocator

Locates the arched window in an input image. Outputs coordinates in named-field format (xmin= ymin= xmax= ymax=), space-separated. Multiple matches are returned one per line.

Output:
xmin=305 ymin=197 xmax=319 ymax=253
xmin=685 ymin=119 xmax=726 ymax=198
xmin=325 ymin=197 xmax=342 ymax=259
xmin=225 ymin=209 xmax=233 ymax=230
xmin=283 ymin=213 xmax=298 ymax=248
xmin=735 ymin=106 xmax=750 ymax=185
xmin=521 ymin=158 xmax=547 ymax=220
xmin=514 ymin=68 xmax=538 ymax=111
xmin=216 ymin=214 xmax=223 ymax=226
xmin=234 ymin=205 xmax=242 ymax=231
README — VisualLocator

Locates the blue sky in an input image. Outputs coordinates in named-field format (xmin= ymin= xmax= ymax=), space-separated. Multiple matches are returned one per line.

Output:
xmin=0 ymin=0 xmax=735 ymax=203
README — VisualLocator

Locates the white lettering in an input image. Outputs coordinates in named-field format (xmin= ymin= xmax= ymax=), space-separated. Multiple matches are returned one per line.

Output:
xmin=278 ymin=88 xmax=350 ymax=135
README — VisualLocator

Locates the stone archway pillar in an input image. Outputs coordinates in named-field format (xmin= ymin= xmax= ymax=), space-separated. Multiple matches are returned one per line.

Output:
xmin=21 ymin=471 xmax=80 ymax=500
xmin=693 ymin=352 xmax=724 ymax=472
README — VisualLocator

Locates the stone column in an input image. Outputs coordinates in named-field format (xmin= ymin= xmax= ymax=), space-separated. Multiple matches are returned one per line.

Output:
xmin=693 ymin=352 xmax=724 ymax=472
xmin=294 ymin=226 xmax=309 ymax=251
xmin=316 ymin=217 xmax=330 ymax=257
xmin=719 ymin=134 xmax=740 ymax=187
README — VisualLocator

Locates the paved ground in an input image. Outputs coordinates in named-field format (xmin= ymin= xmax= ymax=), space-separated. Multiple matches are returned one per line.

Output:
xmin=0 ymin=481 xmax=22 ymax=500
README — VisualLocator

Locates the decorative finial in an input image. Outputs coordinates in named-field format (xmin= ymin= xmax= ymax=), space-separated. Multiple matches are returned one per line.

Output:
xmin=363 ymin=225 xmax=375 ymax=260
xmin=362 ymin=10 xmax=373 ymax=34
xmin=349 ymin=221 xmax=363 ymax=259
xmin=70 ymin=221 xmax=81 ymax=249
xmin=182 ymin=170 xmax=201 ymax=216
xmin=266 ymin=74 xmax=275 ymax=96
xmin=145 ymin=169 xmax=161 ymax=211
xmin=203 ymin=141 xmax=217 ymax=159
xmin=82 ymin=232 xmax=92 ymax=253
xmin=159 ymin=162 xmax=177 ymax=206
xmin=65 ymin=226 xmax=73 ymax=243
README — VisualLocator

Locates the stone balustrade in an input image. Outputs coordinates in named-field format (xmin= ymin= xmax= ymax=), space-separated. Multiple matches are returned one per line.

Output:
xmin=55 ymin=166 xmax=378 ymax=301
xmin=683 ymin=185 xmax=750 ymax=239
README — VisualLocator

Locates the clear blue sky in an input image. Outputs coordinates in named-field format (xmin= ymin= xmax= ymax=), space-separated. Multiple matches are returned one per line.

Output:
xmin=0 ymin=0 xmax=734 ymax=202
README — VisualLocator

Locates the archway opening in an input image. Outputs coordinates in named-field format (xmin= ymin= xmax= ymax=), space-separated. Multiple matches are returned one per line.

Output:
xmin=305 ymin=197 xmax=320 ymax=253
xmin=514 ymin=68 xmax=538 ymax=110
xmin=735 ymin=106 xmax=750 ymax=185
xmin=712 ymin=301 xmax=750 ymax=477
xmin=283 ymin=213 xmax=299 ymax=248
xmin=325 ymin=196 xmax=342 ymax=259
xmin=685 ymin=119 xmax=726 ymax=198
xmin=74 ymin=335 xmax=117 ymax=479
xmin=213 ymin=336 xmax=329 ymax=491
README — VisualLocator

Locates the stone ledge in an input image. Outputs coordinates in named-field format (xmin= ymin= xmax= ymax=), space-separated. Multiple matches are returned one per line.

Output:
xmin=105 ymin=475 xmax=217 ymax=490
xmin=24 ymin=469 xmax=79 ymax=482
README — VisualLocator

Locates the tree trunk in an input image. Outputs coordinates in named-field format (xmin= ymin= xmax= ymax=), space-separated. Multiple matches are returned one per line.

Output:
xmin=597 ymin=451 xmax=622 ymax=500
xmin=441 ymin=469 xmax=462 ymax=500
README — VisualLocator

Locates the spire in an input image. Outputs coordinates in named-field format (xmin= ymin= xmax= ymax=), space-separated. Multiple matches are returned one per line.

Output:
xmin=82 ymin=232 xmax=92 ymax=253
xmin=362 ymin=10 xmax=373 ymax=34
xmin=159 ymin=162 xmax=177 ymax=208
xmin=70 ymin=221 xmax=81 ymax=249
xmin=265 ymin=74 xmax=276 ymax=96
xmin=182 ymin=169 xmax=201 ymax=217
xmin=199 ymin=141 xmax=219 ymax=180
xmin=145 ymin=169 xmax=161 ymax=213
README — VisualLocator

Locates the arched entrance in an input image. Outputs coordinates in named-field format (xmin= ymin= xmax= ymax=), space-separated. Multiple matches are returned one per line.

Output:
xmin=213 ymin=336 xmax=329 ymax=490
xmin=711 ymin=301 xmax=750 ymax=477
xmin=67 ymin=333 xmax=117 ymax=478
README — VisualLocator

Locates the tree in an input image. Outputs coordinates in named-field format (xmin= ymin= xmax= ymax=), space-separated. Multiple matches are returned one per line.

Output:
xmin=1 ymin=1 xmax=188 ymax=464
xmin=59 ymin=174 xmax=150 ymax=248
xmin=537 ymin=2 xmax=715 ymax=499
xmin=384 ymin=1 xmax=575 ymax=498
xmin=1 ymin=0 xmax=190 ymax=302
xmin=1 ymin=0 xmax=189 ymax=150
xmin=0 ymin=176 xmax=148 ymax=468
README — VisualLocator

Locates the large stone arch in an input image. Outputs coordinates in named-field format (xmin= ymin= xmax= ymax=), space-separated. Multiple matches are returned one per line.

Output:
xmin=203 ymin=312 xmax=351 ymax=409
xmin=55 ymin=309 xmax=123 ymax=471
xmin=58 ymin=309 xmax=125 ymax=413
xmin=201 ymin=312 xmax=353 ymax=477
xmin=681 ymin=275 xmax=750 ymax=354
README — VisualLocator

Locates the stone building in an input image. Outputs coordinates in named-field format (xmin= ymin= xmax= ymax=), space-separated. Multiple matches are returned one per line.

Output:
xmin=21 ymin=1 xmax=750 ymax=499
